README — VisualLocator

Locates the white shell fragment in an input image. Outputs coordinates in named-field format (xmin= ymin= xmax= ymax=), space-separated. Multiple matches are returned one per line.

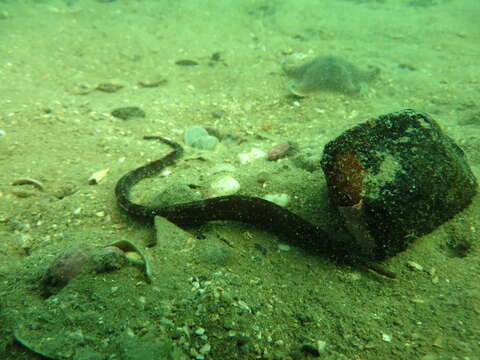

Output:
xmin=88 ymin=168 xmax=109 ymax=185
xmin=209 ymin=176 xmax=240 ymax=196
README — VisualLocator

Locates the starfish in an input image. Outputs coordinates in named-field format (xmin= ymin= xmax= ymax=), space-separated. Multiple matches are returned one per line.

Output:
xmin=283 ymin=55 xmax=380 ymax=97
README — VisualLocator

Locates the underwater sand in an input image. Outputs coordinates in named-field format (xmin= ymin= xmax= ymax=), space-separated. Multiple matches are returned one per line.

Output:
xmin=0 ymin=0 xmax=479 ymax=359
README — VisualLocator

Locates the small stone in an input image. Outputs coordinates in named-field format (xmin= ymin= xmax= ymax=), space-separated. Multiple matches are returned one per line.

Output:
xmin=96 ymin=81 xmax=124 ymax=93
xmin=195 ymin=328 xmax=206 ymax=336
xmin=209 ymin=176 xmax=240 ymax=196
xmin=41 ymin=245 xmax=94 ymax=295
xmin=111 ymin=106 xmax=146 ymax=120
xmin=138 ymin=76 xmax=167 ymax=88
xmin=268 ymin=142 xmax=290 ymax=161
xmin=382 ymin=333 xmax=392 ymax=342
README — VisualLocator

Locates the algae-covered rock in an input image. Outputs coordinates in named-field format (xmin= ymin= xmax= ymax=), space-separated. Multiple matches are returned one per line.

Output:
xmin=183 ymin=126 xmax=219 ymax=150
xmin=321 ymin=109 xmax=477 ymax=260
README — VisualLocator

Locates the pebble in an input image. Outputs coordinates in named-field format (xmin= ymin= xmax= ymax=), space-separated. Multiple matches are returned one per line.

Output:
xmin=195 ymin=328 xmax=206 ymax=336
xmin=138 ymin=76 xmax=167 ymax=88
xmin=209 ymin=176 xmax=240 ymax=196
xmin=382 ymin=333 xmax=392 ymax=342
xmin=267 ymin=142 xmax=290 ymax=161
xmin=41 ymin=245 xmax=93 ymax=295
xmin=96 ymin=81 xmax=124 ymax=93
xmin=111 ymin=106 xmax=146 ymax=120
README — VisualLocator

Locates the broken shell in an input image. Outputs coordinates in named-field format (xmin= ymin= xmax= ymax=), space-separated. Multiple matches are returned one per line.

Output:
xmin=106 ymin=240 xmax=152 ymax=283
xmin=11 ymin=178 xmax=45 ymax=191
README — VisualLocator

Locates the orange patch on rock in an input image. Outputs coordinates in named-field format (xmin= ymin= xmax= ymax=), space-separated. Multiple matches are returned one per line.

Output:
xmin=325 ymin=152 xmax=366 ymax=206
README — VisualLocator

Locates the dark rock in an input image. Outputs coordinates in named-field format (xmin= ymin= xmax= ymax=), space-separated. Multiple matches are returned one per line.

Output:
xmin=175 ymin=59 xmax=199 ymax=66
xmin=321 ymin=109 xmax=477 ymax=260
xmin=41 ymin=245 xmax=95 ymax=296
xmin=111 ymin=106 xmax=146 ymax=120
xmin=96 ymin=82 xmax=124 ymax=93
xmin=300 ymin=343 xmax=320 ymax=357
